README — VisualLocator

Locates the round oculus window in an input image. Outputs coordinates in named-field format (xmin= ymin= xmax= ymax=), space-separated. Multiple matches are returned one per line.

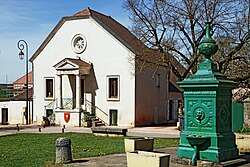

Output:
xmin=71 ymin=34 xmax=87 ymax=54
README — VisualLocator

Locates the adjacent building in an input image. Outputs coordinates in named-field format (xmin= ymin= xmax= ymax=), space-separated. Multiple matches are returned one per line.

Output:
xmin=13 ymin=71 xmax=33 ymax=96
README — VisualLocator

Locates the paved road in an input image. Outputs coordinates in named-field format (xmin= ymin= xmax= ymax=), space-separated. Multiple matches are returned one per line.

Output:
xmin=64 ymin=148 xmax=189 ymax=167
xmin=0 ymin=124 xmax=180 ymax=138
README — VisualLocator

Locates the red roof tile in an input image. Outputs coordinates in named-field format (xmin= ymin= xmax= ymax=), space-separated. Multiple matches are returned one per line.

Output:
xmin=11 ymin=88 xmax=33 ymax=100
xmin=65 ymin=58 xmax=92 ymax=67
xmin=53 ymin=58 xmax=92 ymax=68
xmin=13 ymin=71 xmax=33 ymax=85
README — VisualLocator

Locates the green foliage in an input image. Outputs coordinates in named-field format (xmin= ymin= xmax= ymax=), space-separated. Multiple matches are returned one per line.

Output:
xmin=82 ymin=112 xmax=95 ymax=122
xmin=42 ymin=116 xmax=49 ymax=122
xmin=0 ymin=88 xmax=14 ymax=98
xmin=83 ymin=113 xmax=91 ymax=121
xmin=237 ymin=127 xmax=250 ymax=134
xmin=0 ymin=133 xmax=179 ymax=167
xmin=0 ymin=89 xmax=7 ymax=98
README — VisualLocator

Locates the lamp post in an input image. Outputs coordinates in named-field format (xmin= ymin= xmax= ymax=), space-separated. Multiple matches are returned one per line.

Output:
xmin=17 ymin=40 xmax=29 ymax=125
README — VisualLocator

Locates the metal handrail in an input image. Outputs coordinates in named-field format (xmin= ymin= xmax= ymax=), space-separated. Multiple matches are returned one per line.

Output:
xmin=83 ymin=99 xmax=108 ymax=125
xmin=44 ymin=99 xmax=57 ymax=124
xmin=45 ymin=98 xmax=57 ymax=109
xmin=85 ymin=99 xmax=108 ymax=116
xmin=81 ymin=98 xmax=84 ymax=105
xmin=62 ymin=98 xmax=75 ymax=109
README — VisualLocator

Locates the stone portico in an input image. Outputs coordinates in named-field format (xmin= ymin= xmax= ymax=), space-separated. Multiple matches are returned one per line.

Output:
xmin=53 ymin=58 xmax=92 ymax=126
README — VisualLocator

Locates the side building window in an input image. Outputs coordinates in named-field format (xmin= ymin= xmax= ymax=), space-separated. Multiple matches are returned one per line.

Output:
xmin=45 ymin=78 xmax=54 ymax=99
xmin=156 ymin=74 xmax=160 ymax=87
xmin=107 ymin=76 xmax=119 ymax=101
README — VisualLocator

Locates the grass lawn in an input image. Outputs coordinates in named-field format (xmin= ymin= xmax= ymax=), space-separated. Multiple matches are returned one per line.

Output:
xmin=0 ymin=133 xmax=179 ymax=167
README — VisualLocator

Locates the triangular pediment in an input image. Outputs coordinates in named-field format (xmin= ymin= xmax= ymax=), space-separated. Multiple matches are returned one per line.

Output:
xmin=54 ymin=59 xmax=79 ymax=70
xmin=60 ymin=63 xmax=76 ymax=69
xmin=57 ymin=62 xmax=78 ymax=70
xmin=54 ymin=58 xmax=92 ymax=75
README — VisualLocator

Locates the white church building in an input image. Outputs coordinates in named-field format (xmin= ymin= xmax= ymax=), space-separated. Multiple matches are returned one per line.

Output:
xmin=30 ymin=8 xmax=184 ymax=127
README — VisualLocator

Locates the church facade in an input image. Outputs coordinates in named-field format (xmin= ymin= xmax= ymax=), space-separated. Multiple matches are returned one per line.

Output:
xmin=30 ymin=8 xmax=183 ymax=127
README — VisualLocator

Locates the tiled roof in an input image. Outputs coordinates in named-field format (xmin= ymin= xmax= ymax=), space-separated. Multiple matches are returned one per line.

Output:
xmin=53 ymin=57 xmax=92 ymax=69
xmin=65 ymin=58 xmax=92 ymax=67
xmin=11 ymin=88 xmax=33 ymax=101
xmin=13 ymin=71 xmax=33 ymax=85
xmin=0 ymin=98 xmax=10 ymax=102
xmin=0 ymin=88 xmax=33 ymax=101
xmin=74 ymin=7 xmax=145 ymax=54
xmin=76 ymin=8 xmax=186 ymax=77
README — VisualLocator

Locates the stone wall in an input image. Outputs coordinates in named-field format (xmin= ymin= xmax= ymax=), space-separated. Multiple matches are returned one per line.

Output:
xmin=244 ymin=98 xmax=250 ymax=128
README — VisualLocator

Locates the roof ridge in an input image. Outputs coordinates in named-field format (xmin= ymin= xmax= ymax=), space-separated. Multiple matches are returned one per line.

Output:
xmin=73 ymin=7 xmax=92 ymax=16
xmin=73 ymin=7 xmax=114 ymax=20
xmin=86 ymin=7 xmax=91 ymax=15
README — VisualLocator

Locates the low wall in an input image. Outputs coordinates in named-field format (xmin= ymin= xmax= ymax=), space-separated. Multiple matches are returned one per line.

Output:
xmin=244 ymin=98 xmax=250 ymax=128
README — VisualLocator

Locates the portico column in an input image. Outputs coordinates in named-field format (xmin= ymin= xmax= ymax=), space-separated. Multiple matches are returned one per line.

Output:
xmin=76 ymin=74 xmax=81 ymax=109
xmin=57 ymin=74 xmax=62 ymax=108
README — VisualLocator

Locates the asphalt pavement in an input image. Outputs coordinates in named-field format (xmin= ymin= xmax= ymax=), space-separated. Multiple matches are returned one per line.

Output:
xmin=0 ymin=124 xmax=180 ymax=138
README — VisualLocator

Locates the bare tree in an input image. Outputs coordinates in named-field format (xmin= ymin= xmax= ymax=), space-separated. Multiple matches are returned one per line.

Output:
xmin=123 ymin=0 xmax=250 ymax=88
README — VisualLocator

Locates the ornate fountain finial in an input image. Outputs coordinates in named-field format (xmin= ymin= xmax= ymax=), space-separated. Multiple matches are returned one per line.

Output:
xmin=198 ymin=22 xmax=218 ymax=59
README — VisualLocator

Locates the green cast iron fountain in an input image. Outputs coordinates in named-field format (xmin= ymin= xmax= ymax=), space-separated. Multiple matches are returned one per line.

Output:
xmin=177 ymin=22 xmax=239 ymax=165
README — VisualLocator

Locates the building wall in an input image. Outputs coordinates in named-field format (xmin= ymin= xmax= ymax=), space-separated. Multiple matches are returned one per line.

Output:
xmin=32 ymin=18 xmax=136 ymax=126
xmin=0 ymin=101 xmax=32 ymax=125
xmin=135 ymin=67 xmax=167 ymax=126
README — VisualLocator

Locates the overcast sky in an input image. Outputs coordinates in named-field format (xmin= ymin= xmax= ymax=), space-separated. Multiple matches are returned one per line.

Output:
xmin=0 ymin=0 xmax=129 ymax=83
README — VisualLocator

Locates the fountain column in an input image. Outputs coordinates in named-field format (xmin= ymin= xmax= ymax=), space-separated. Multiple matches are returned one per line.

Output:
xmin=177 ymin=22 xmax=239 ymax=163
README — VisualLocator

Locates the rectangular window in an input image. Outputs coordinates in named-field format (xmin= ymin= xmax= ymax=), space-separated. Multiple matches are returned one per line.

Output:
xmin=156 ymin=74 xmax=160 ymax=87
xmin=107 ymin=76 xmax=119 ymax=100
xmin=45 ymin=78 xmax=54 ymax=98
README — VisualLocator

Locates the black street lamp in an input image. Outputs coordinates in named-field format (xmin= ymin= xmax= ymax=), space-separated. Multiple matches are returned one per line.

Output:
xmin=17 ymin=40 xmax=29 ymax=125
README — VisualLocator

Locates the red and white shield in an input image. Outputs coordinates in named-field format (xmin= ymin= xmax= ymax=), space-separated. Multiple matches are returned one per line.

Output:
xmin=64 ymin=112 xmax=70 ymax=123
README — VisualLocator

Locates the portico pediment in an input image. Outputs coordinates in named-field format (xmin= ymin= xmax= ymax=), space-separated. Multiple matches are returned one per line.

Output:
xmin=55 ymin=62 xmax=78 ymax=70
xmin=54 ymin=58 xmax=92 ymax=75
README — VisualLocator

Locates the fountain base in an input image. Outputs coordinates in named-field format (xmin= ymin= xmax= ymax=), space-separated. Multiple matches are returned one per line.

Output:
xmin=178 ymin=131 xmax=239 ymax=163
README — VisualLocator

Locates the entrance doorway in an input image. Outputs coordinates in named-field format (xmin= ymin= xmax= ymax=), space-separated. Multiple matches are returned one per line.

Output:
xmin=110 ymin=109 xmax=118 ymax=126
xmin=169 ymin=100 xmax=173 ymax=120
xmin=1 ymin=108 xmax=8 ymax=125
